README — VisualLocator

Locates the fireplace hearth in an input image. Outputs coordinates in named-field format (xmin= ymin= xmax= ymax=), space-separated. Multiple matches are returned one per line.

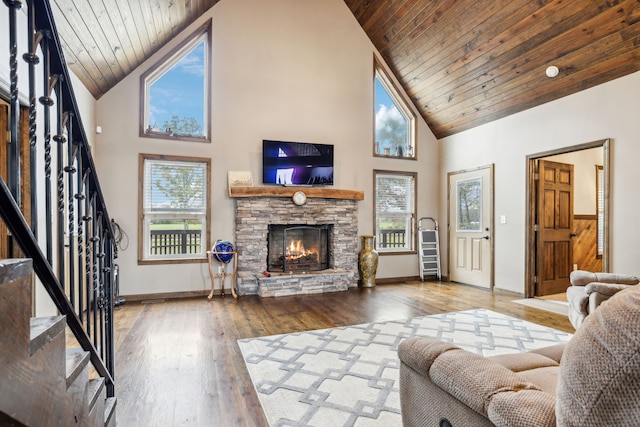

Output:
xmin=268 ymin=224 xmax=331 ymax=272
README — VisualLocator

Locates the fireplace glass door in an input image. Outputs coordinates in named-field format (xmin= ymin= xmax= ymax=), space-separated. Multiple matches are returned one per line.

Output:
xmin=267 ymin=225 xmax=331 ymax=272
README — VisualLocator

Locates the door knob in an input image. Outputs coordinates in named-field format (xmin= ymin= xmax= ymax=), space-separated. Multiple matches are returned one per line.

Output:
xmin=482 ymin=235 xmax=490 ymax=240
xmin=570 ymin=233 xmax=577 ymax=237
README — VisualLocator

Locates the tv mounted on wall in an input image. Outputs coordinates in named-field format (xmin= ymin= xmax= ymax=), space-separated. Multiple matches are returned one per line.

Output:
xmin=262 ymin=140 xmax=334 ymax=186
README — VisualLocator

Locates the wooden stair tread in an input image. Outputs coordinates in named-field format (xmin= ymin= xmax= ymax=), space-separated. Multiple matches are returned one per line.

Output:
xmin=29 ymin=316 xmax=66 ymax=356
xmin=65 ymin=348 xmax=90 ymax=389
xmin=104 ymin=397 xmax=117 ymax=427
xmin=0 ymin=259 xmax=32 ymax=284
xmin=86 ymin=377 xmax=105 ymax=412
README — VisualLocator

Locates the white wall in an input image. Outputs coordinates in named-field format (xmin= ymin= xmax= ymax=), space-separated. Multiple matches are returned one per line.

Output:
xmin=439 ymin=70 xmax=640 ymax=294
xmin=95 ymin=0 xmax=438 ymax=297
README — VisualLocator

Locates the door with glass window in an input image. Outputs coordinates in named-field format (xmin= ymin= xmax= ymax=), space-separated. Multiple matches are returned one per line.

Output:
xmin=448 ymin=166 xmax=493 ymax=288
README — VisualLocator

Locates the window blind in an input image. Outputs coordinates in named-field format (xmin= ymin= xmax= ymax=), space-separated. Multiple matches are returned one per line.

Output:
xmin=375 ymin=173 xmax=415 ymax=215
xmin=144 ymin=159 xmax=207 ymax=213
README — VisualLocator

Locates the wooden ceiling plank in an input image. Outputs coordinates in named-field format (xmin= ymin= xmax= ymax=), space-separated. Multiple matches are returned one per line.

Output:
xmin=138 ymin=0 xmax=161 ymax=53
xmin=50 ymin=0 xmax=117 ymax=97
xmin=101 ymin=0 xmax=141 ymax=74
xmin=409 ymin=0 xmax=609 ymax=112
xmin=117 ymin=1 xmax=151 ymax=64
xmin=375 ymin=0 xmax=457 ymax=61
xmin=343 ymin=0 xmax=372 ymax=22
xmin=357 ymin=0 xmax=394 ymax=33
xmin=430 ymin=36 xmax=638 ymax=137
xmin=58 ymin=0 xmax=128 ymax=81
xmin=408 ymin=0 xmax=591 ymax=103
xmin=365 ymin=0 xmax=421 ymax=45
xmin=97 ymin=0 xmax=139 ymax=73
xmin=384 ymin=0 xmax=487 ymax=67
xmin=149 ymin=0 xmax=168 ymax=48
xmin=394 ymin=0 xmax=523 ymax=83
xmin=434 ymin=50 xmax=640 ymax=137
xmin=420 ymin=1 xmax=635 ymax=118
xmin=166 ymin=0 xmax=182 ymax=38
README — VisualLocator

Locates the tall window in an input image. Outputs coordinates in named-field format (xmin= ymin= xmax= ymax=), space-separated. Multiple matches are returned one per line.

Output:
xmin=139 ymin=154 xmax=211 ymax=264
xmin=140 ymin=20 xmax=211 ymax=142
xmin=374 ymin=58 xmax=416 ymax=159
xmin=374 ymin=171 xmax=416 ymax=253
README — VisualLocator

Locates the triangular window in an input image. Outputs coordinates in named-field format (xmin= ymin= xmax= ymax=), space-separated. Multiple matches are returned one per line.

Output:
xmin=374 ymin=58 xmax=416 ymax=158
xmin=141 ymin=21 xmax=211 ymax=142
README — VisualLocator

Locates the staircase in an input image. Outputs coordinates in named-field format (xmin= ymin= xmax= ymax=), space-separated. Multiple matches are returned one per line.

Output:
xmin=1 ymin=1 xmax=118 ymax=424
xmin=0 ymin=259 xmax=115 ymax=426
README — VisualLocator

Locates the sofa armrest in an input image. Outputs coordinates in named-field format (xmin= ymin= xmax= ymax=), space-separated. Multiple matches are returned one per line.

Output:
xmin=397 ymin=337 xmax=459 ymax=377
xmin=570 ymin=270 xmax=639 ymax=287
xmin=487 ymin=389 xmax=556 ymax=427
xmin=584 ymin=282 xmax=632 ymax=296
xmin=399 ymin=337 xmax=556 ymax=426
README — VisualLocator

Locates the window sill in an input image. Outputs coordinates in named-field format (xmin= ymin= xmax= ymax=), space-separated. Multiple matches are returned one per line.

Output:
xmin=138 ymin=257 xmax=207 ymax=266
xmin=377 ymin=250 xmax=417 ymax=256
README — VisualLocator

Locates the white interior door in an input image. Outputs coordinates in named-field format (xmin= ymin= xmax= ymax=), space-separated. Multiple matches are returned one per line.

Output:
xmin=448 ymin=166 xmax=493 ymax=288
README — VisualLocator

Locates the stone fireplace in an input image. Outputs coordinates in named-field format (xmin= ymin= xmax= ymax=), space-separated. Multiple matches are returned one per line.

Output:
xmin=232 ymin=189 xmax=361 ymax=297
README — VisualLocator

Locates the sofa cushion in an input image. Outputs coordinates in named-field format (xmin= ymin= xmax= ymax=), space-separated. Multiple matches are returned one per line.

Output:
xmin=517 ymin=366 xmax=560 ymax=396
xmin=489 ymin=351 xmax=560 ymax=373
xmin=556 ymin=285 xmax=640 ymax=425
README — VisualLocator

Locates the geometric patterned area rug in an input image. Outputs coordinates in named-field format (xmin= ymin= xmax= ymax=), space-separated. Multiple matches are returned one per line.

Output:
xmin=237 ymin=309 xmax=572 ymax=427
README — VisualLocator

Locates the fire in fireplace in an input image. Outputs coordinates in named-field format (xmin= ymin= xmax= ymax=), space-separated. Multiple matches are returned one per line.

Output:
xmin=267 ymin=224 xmax=332 ymax=272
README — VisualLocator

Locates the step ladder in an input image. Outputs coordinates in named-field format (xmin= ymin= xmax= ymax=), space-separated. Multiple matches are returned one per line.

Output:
xmin=418 ymin=217 xmax=441 ymax=281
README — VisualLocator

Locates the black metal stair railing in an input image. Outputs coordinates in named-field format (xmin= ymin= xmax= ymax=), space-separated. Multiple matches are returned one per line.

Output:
xmin=1 ymin=0 xmax=116 ymax=396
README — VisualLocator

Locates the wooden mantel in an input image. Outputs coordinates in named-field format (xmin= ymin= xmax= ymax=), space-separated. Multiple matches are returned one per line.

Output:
xmin=228 ymin=186 xmax=364 ymax=201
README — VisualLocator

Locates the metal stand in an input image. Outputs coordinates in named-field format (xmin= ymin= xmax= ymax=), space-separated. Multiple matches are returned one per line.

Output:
xmin=206 ymin=250 xmax=238 ymax=299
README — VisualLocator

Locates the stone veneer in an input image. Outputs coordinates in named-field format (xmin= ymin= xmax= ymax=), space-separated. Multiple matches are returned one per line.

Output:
xmin=235 ymin=197 xmax=359 ymax=296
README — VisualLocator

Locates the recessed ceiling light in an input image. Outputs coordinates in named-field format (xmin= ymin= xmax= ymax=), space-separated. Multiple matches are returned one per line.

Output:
xmin=546 ymin=65 xmax=559 ymax=78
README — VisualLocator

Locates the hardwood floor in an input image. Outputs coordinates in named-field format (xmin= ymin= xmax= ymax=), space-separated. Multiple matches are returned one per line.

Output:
xmin=113 ymin=281 xmax=573 ymax=426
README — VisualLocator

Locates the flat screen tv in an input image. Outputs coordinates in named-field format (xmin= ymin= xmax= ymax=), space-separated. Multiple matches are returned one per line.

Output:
xmin=262 ymin=140 xmax=334 ymax=186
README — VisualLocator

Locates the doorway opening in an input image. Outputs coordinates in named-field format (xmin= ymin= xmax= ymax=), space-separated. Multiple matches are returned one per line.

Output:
xmin=525 ymin=139 xmax=610 ymax=298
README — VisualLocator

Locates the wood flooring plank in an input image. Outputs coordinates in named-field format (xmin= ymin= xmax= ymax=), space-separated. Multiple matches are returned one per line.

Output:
xmin=113 ymin=281 xmax=573 ymax=426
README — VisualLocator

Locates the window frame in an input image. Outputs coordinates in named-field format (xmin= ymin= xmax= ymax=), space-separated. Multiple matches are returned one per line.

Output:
xmin=373 ymin=57 xmax=417 ymax=160
xmin=373 ymin=170 xmax=417 ymax=255
xmin=138 ymin=153 xmax=211 ymax=265
xmin=596 ymin=164 xmax=604 ymax=258
xmin=139 ymin=20 xmax=212 ymax=143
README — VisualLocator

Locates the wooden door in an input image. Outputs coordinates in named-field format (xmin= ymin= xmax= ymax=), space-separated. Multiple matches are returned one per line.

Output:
xmin=448 ymin=166 xmax=493 ymax=288
xmin=0 ymin=103 xmax=30 ymax=259
xmin=536 ymin=160 xmax=574 ymax=295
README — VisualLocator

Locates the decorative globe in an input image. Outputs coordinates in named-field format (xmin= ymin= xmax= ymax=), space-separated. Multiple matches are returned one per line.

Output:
xmin=212 ymin=240 xmax=234 ymax=264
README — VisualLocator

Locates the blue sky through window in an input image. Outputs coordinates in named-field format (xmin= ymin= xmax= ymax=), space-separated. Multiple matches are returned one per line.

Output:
xmin=375 ymin=76 xmax=409 ymax=156
xmin=148 ymin=41 xmax=206 ymax=135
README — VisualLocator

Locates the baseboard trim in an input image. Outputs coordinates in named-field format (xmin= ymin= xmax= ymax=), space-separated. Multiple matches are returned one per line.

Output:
xmin=376 ymin=276 xmax=447 ymax=285
xmin=121 ymin=290 xmax=210 ymax=302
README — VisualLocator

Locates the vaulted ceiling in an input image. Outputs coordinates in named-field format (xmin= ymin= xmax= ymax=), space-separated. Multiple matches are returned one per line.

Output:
xmin=51 ymin=0 xmax=640 ymax=138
